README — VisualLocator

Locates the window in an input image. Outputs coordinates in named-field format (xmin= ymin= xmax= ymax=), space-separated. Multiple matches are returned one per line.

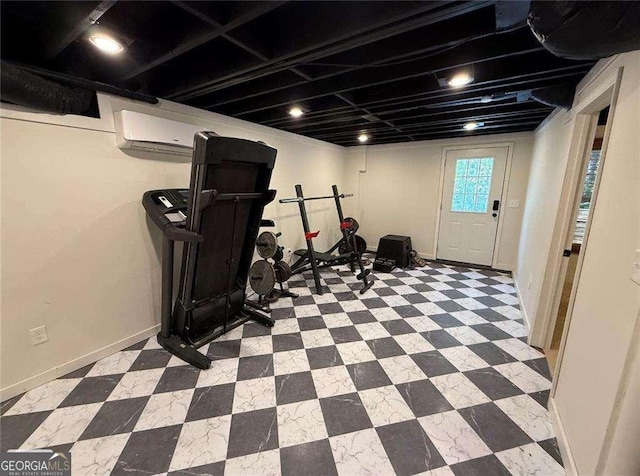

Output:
xmin=451 ymin=157 xmax=494 ymax=213
xmin=574 ymin=149 xmax=601 ymax=243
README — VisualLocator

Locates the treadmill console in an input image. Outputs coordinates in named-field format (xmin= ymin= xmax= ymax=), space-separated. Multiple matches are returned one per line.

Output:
xmin=142 ymin=189 xmax=194 ymax=239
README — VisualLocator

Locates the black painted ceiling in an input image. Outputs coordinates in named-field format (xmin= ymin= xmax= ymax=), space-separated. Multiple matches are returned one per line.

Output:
xmin=1 ymin=1 xmax=595 ymax=146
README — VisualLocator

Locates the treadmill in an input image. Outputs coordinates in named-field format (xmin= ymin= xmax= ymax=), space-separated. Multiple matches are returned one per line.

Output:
xmin=143 ymin=131 xmax=277 ymax=369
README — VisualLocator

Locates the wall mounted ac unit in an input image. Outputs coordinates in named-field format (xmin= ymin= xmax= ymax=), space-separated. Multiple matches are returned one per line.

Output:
xmin=114 ymin=110 xmax=208 ymax=156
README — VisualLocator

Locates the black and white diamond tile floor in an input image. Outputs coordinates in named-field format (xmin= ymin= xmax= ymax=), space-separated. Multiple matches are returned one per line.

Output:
xmin=0 ymin=261 xmax=564 ymax=475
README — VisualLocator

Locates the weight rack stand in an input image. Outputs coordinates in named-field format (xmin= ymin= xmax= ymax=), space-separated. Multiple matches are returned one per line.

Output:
xmin=281 ymin=184 xmax=373 ymax=295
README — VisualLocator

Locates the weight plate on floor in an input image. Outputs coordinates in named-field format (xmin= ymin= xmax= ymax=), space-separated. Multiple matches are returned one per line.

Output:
xmin=274 ymin=261 xmax=293 ymax=283
xmin=256 ymin=231 xmax=278 ymax=258
xmin=249 ymin=260 xmax=276 ymax=295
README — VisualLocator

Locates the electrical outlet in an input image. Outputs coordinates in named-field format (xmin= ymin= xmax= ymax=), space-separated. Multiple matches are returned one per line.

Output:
xmin=508 ymin=199 xmax=520 ymax=208
xmin=30 ymin=326 xmax=49 ymax=346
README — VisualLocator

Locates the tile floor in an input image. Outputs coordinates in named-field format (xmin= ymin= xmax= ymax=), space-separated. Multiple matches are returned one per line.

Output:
xmin=0 ymin=260 xmax=564 ymax=475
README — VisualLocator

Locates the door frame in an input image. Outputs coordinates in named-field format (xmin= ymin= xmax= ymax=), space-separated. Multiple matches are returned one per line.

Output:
xmin=526 ymin=68 xmax=623 ymax=391
xmin=542 ymin=117 xmax=598 ymax=349
xmin=550 ymin=68 xmax=623 ymax=393
xmin=433 ymin=142 xmax=514 ymax=268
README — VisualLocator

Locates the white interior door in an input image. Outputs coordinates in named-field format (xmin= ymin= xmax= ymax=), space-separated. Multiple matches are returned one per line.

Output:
xmin=437 ymin=147 xmax=508 ymax=266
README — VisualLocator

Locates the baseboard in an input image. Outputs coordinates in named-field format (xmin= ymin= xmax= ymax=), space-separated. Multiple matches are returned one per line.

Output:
xmin=494 ymin=262 xmax=515 ymax=273
xmin=0 ymin=325 xmax=160 ymax=401
xmin=549 ymin=396 xmax=579 ymax=476
xmin=513 ymin=276 xmax=531 ymax=335
xmin=429 ymin=259 xmax=511 ymax=274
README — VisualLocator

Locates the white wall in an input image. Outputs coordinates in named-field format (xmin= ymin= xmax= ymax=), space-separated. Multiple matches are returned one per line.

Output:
xmin=517 ymin=51 xmax=640 ymax=475
xmin=599 ymin=318 xmax=639 ymax=476
xmin=344 ymin=133 xmax=533 ymax=271
xmin=0 ymin=94 xmax=346 ymax=398
xmin=515 ymin=111 xmax=574 ymax=328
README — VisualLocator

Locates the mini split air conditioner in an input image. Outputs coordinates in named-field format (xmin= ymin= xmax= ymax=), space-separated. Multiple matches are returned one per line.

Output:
xmin=114 ymin=110 xmax=208 ymax=156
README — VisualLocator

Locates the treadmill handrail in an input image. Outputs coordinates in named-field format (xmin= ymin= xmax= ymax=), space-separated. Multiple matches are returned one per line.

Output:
xmin=162 ymin=222 xmax=203 ymax=242
xmin=198 ymin=189 xmax=272 ymax=212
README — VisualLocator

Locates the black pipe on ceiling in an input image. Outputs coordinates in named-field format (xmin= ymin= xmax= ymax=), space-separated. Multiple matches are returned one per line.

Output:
xmin=1 ymin=61 xmax=159 ymax=116
xmin=494 ymin=0 xmax=640 ymax=110
xmin=527 ymin=1 xmax=640 ymax=60
xmin=1 ymin=61 xmax=97 ymax=116
xmin=530 ymin=84 xmax=576 ymax=110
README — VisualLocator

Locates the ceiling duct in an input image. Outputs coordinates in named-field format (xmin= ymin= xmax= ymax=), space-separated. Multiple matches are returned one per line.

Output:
xmin=530 ymin=84 xmax=576 ymax=110
xmin=1 ymin=61 xmax=95 ymax=115
xmin=527 ymin=1 xmax=640 ymax=60
xmin=495 ymin=1 xmax=531 ymax=31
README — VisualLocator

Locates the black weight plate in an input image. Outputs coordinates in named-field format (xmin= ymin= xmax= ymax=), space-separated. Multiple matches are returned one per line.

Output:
xmin=273 ymin=247 xmax=284 ymax=262
xmin=340 ymin=235 xmax=367 ymax=255
xmin=249 ymin=260 xmax=276 ymax=295
xmin=274 ymin=261 xmax=293 ymax=283
xmin=354 ymin=235 xmax=367 ymax=254
xmin=256 ymin=232 xmax=278 ymax=259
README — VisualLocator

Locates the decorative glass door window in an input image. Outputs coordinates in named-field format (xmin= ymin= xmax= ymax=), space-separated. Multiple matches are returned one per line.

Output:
xmin=451 ymin=157 xmax=494 ymax=213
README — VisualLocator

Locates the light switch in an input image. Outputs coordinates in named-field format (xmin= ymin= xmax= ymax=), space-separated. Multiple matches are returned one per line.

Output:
xmin=508 ymin=199 xmax=519 ymax=208
xmin=631 ymin=249 xmax=640 ymax=286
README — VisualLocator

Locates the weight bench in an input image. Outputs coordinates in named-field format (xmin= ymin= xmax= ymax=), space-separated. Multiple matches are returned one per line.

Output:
xmin=143 ymin=132 xmax=277 ymax=369
xmin=294 ymin=250 xmax=353 ymax=264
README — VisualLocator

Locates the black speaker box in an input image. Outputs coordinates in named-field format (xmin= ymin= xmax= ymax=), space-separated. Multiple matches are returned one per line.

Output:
xmin=376 ymin=235 xmax=412 ymax=268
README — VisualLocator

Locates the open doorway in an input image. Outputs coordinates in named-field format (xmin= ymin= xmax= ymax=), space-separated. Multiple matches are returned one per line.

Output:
xmin=545 ymin=107 xmax=610 ymax=373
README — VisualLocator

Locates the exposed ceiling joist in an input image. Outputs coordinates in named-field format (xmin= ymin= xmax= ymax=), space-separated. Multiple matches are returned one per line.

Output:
xmin=291 ymin=104 xmax=552 ymax=136
xmin=254 ymin=66 xmax=591 ymax=127
xmin=221 ymin=36 xmax=546 ymax=117
xmin=172 ymin=1 xmax=396 ymax=140
xmin=313 ymin=112 xmax=550 ymax=140
xmin=171 ymin=1 xmax=270 ymax=61
xmin=167 ymin=1 xmax=494 ymax=101
xmin=119 ymin=1 xmax=287 ymax=81
xmin=44 ymin=0 xmax=117 ymax=62
xmin=198 ymin=12 xmax=498 ymax=109
xmin=331 ymin=122 xmax=537 ymax=146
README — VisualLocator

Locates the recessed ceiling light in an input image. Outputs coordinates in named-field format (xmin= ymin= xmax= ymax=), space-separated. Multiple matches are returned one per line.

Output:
xmin=448 ymin=72 xmax=473 ymax=88
xmin=358 ymin=133 xmax=369 ymax=143
xmin=463 ymin=122 xmax=483 ymax=131
xmin=89 ymin=35 xmax=124 ymax=55
xmin=289 ymin=106 xmax=304 ymax=118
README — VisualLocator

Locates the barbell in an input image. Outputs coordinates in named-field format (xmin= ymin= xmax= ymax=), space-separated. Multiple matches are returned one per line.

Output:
xmin=279 ymin=193 xmax=353 ymax=204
